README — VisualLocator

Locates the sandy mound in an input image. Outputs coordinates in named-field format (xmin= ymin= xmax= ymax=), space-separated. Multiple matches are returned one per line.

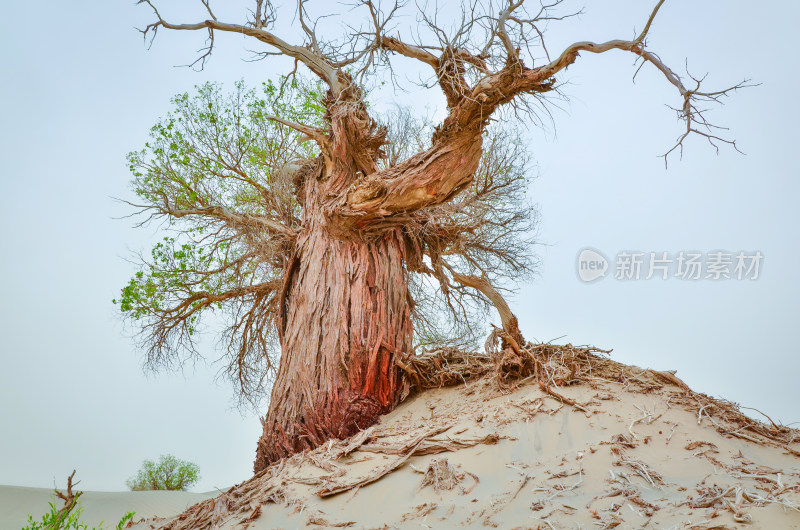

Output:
xmin=68 ymin=347 xmax=800 ymax=528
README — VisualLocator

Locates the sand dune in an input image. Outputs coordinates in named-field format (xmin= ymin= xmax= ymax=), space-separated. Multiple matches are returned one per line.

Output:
xmin=0 ymin=486 xmax=216 ymax=529
xmin=4 ymin=350 xmax=799 ymax=529
xmin=127 ymin=351 xmax=800 ymax=529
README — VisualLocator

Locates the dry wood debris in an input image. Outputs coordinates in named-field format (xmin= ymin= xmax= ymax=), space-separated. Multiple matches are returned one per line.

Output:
xmin=316 ymin=424 xmax=453 ymax=497
xmin=418 ymin=458 xmax=462 ymax=492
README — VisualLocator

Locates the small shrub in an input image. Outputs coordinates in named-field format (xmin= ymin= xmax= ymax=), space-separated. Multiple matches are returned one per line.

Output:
xmin=24 ymin=471 xmax=134 ymax=530
xmin=23 ymin=504 xmax=135 ymax=530
xmin=126 ymin=454 xmax=200 ymax=491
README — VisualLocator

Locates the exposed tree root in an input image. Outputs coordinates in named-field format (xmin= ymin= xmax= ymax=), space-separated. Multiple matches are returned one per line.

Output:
xmin=397 ymin=341 xmax=615 ymax=392
xmin=398 ymin=342 xmax=800 ymax=452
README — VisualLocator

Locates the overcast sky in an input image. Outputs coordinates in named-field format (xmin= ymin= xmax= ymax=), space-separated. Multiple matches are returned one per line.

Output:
xmin=1 ymin=1 xmax=797 ymax=493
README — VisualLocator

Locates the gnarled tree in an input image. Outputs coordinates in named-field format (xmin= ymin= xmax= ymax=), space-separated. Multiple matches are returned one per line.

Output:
xmin=122 ymin=0 xmax=743 ymax=473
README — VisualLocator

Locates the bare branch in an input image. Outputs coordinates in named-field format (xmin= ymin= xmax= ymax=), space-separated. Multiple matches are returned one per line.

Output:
xmin=137 ymin=0 xmax=341 ymax=89
xmin=496 ymin=0 xmax=525 ymax=61
xmin=53 ymin=471 xmax=83 ymax=528
xmin=263 ymin=114 xmax=331 ymax=154
xmin=297 ymin=0 xmax=322 ymax=55
xmin=380 ymin=36 xmax=439 ymax=68
xmin=634 ymin=0 xmax=665 ymax=44
xmin=163 ymin=205 xmax=297 ymax=239
xmin=447 ymin=266 xmax=519 ymax=340
xmin=523 ymin=1 xmax=744 ymax=164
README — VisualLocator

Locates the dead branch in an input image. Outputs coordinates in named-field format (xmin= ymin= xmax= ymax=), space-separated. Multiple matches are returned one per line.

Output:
xmin=538 ymin=380 xmax=589 ymax=413
xmin=138 ymin=0 xmax=341 ymax=90
xmin=530 ymin=1 xmax=748 ymax=165
xmin=53 ymin=470 xmax=83 ymax=528
xmin=329 ymin=426 xmax=376 ymax=459
xmin=448 ymin=269 xmax=521 ymax=342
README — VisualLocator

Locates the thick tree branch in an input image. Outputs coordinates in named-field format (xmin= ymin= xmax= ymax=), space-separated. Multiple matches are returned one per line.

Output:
xmin=263 ymin=114 xmax=331 ymax=155
xmin=380 ymin=36 xmax=439 ymax=69
xmin=449 ymin=271 xmax=518 ymax=336
xmin=379 ymin=36 xmax=475 ymax=108
xmin=168 ymin=282 xmax=277 ymax=317
xmin=342 ymin=133 xmax=484 ymax=221
xmin=343 ymin=0 xmax=743 ymax=219
xmin=444 ymin=261 xmax=526 ymax=355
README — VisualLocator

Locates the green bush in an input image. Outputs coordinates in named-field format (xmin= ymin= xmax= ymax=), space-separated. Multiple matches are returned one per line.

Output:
xmin=24 ymin=471 xmax=135 ymax=530
xmin=23 ymin=497 xmax=134 ymax=530
xmin=126 ymin=454 xmax=200 ymax=491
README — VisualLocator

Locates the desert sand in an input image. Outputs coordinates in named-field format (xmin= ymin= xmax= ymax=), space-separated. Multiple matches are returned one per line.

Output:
xmin=4 ymin=347 xmax=799 ymax=529
xmin=0 ymin=486 xmax=216 ymax=529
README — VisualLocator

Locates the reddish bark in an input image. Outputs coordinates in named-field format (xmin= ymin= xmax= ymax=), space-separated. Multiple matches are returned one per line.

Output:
xmin=254 ymin=222 xmax=413 ymax=471
xmin=254 ymin=89 xmax=419 ymax=472
xmin=253 ymin=78 xmax=508 ymax=472
xmin=245 ymin=52 xmax=556 ymax=472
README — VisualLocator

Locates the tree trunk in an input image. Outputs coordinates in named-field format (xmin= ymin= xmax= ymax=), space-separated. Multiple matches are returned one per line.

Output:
xmin=252 ymin=83 xmax=485 ymax=472
xmin=254 ymin=221 xmax=413 ymax=472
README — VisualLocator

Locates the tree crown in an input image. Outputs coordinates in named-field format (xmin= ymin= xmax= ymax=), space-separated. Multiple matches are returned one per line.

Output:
xmin=126 ymin=454 xmax=201 ymax=491
xmin=117 ymin=77 xmax=537 ymax=403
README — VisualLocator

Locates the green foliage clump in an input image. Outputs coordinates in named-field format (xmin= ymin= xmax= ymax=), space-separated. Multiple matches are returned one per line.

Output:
xmin=23 ymin=499 xmax=134 ymax=530
xmin=114 ymin=77 xmax=326 ymax=404
xmin=126 ymin=454 xmax=200 ymax=491
xmin=114 ymin=79 xmax=323 ymax=327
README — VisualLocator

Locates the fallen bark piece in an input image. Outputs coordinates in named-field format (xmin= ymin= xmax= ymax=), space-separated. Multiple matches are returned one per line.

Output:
xmin=238 ymin=504 xmax=261 ymax=529
xmin=316 ymin=424 xmax=453 ymax=497
xmin=334 ymin=426 xmax=376 ymax=459
xmin=360 ymin=432 xmax=502 ymax=456
xmin=650 ymin=369 xmax=690 ymax=390
xmin=306 ymin=516 xmax=356 ymax=527
xmin=419 ymin=458 xmax=462 ymax=492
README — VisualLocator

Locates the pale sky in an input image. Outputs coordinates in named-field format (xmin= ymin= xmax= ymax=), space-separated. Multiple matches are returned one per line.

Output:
xmin=1 ymin=1 xmax=797 ymax=493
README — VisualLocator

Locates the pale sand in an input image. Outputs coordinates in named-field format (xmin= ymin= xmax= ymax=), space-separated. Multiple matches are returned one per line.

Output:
xmin=0 ymin=486 xmax=216 ymax=529
xmin=133 ymin=372 xmax=800 ymax=529
xmin=3 ymin=367 xmax=800 ymax=529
